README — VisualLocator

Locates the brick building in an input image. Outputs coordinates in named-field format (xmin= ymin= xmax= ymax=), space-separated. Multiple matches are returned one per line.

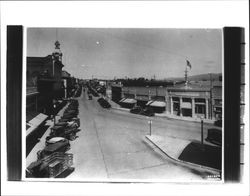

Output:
xmin=26 ymin=40 xmax=64 ymax=115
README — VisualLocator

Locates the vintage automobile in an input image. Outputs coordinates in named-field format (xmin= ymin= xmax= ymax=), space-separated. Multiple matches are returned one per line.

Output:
xmin=214 ymin=119 xmax=222 ymax=127
xmin=37 ymin=140 xmax=70 ymax=160
xmin=130 ymin=106 xmax=143 ymax=114
xmin=49 ymin=125 xmax=80 ymax=141
xmin=141 ymin=107 xmax=155 ymax=117
xmin=27 ymin=152 xmax=73 ymax=178
xmin=45 ymin=137 xmax=68 ymax=146
xmin=205 ymin=128 xmax=222 ymax=146
xmin=58 ymin=117 xmax=80 ymax=127
xmin=97 ymin=98 xmax=111 ymax=108
xmin=55 ymin=120 xmax=79 ymax=129
xmin=62 ymin=112 xmax=78 ymax=119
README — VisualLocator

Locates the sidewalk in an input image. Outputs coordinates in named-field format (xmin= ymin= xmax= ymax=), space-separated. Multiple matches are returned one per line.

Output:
xmin=156 ymin=112 xmax=215 ymax=124
xmin=109 ymin=102 xmax=215 ymax=124
xmin=145 ymin=134 xmax=221 ymax=175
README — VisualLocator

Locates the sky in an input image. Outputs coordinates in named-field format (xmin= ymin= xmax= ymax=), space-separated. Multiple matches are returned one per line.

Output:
xmin=27 ymin=28 xmax=222 ymax=80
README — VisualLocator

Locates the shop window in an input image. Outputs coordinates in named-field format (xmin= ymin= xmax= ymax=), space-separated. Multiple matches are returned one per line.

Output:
xmin=195 ymin=104 xmax=206 ymax=114
xmin=182 ymin=98 xmax=191 ymax=102
xmin=173 ymin=102 xmax=180 ymax=115
xmin=173 ymin=97 xmax=179 ymax=102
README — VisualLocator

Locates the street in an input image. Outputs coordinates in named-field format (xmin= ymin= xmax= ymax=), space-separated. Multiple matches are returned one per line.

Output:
xmin=67 ymin=89 xmax=216 ymax=181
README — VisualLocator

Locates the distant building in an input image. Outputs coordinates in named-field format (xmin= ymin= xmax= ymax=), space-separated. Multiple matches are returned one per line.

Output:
xmin=62 ymin=70 xmax=72 ymax=98
xmin=111 ymin=83 xmax=123 ymax=104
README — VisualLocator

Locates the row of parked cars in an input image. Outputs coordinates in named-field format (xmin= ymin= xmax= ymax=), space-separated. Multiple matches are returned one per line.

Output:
xmin=85 ymin=85 xmax=111 ymax=109
xmin=74 ymin=86 xmax=82 ymax=98
xmin=26 ymin=99 xmax=81 ymax=178
xmin=130 ymin=106 xmax=155 ymax=117
xmin=87 ymin=86 xmax=99 ymax=97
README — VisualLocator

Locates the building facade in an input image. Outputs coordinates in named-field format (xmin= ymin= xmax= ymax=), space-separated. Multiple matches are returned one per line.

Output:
xmin=27 ymin=40 xmax=64 ymax=115
xmin=112 ymin=80 xmax=222 ymax=121
xmin=167 ymin=84 xmax=211 ymax=119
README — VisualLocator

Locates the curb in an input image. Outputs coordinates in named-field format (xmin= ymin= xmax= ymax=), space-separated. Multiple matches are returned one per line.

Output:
xmin=145 ymin=135 xmax=221 ymax=175
xmin=158 ymin=114 xmax=215 ymax=124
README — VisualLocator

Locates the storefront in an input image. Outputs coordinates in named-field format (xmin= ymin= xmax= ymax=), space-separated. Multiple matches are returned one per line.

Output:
xmin=136 ymin=95 xmax=150 ymax=108
xmin=168 ymin=84 xmax=211 ymax=119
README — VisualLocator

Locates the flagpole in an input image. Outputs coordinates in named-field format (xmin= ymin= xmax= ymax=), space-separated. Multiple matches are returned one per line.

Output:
xmin=185 ymin=60 xmax=188 ymax=85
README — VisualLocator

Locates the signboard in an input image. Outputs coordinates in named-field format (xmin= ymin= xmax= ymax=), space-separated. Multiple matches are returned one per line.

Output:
xmin=170 ymin=91 xmax=210 ymax=98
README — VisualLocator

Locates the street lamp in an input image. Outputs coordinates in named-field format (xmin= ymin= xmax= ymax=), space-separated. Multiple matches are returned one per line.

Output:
xmin=147 ymin=117 xmax=152 ymax=136
xmin=53 ymin=99 xmax=56 ymax=126
xmin=200 ymin=116 xmax=205 ymax=151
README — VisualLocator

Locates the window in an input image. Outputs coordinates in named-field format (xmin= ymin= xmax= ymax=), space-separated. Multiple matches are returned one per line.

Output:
xmin=195 ymin=104 xmax=205 ymax=114
xmin=195 ymin=98 xmax=205 ymax=103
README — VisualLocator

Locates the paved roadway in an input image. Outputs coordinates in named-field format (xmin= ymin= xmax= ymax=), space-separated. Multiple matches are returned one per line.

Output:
xmin=67 ymin=90 xmax=216 ymax=181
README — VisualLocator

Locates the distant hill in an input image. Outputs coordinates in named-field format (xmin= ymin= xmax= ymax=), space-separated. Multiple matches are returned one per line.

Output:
xmin=166 ymin=73 xmax=222 ymax=82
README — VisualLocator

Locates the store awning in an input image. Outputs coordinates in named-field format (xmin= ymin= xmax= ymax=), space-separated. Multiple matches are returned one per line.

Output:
xmin=29 ymin=113 xmax=48 ymax=126
xmin=119 ymin=98 xmax=126 ymax=102
xmin=136 ymin=96 xmax=150 ymax=101
xmin=181 ymin=102 xmax=192 ymax=109
xmin=121 ymin=98 xmax=137 ymax=104
xmin=26 ymin=113 xmax=48 ymax=136
xmin=146 ymin=100 xmax=154 ymax=106
xmin=148 ymin=101 xmax=166 ymax=107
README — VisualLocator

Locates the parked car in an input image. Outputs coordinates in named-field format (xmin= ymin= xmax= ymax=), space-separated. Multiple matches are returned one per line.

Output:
xmin=45 ymin=137 xmax=68 ymax=146
xmin=97 ymin=98 xmax=111 ymax=108
xmin=141 ymin=107 xmax=155 ymax=116
xmin=88 ymin=95 xmax=92 ymax=100
xmin=130 ymin=106 xmax=143 ymax=114
xmin=49 ymin=125 xmax=80 ymax=141
xmin=27 ymin=152 xmax=73 ymax=178
xmin=205 ymin=128 xmax=222 ymax=146
xmin=37 ymin=140 xmax=70 ymax=160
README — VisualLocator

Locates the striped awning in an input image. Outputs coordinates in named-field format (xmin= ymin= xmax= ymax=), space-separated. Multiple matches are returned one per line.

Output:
xmin=148 ymin=101 xmax=166 ymax=107
xmin=146 ymin=100 xmax=153 ymax=106
xmin=119 ymin=98 xmax=126 ymax=102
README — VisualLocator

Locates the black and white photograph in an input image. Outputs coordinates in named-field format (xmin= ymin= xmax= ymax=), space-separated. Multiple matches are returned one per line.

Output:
xmin=1 ymin=1 xmax=249 ymax=196
xmin=25 ymin=28 xmax=223 ymax=181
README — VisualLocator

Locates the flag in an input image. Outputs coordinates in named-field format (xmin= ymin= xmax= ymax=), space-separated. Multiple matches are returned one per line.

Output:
xmin=186 ymin=60 xmax=192 ymax=69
